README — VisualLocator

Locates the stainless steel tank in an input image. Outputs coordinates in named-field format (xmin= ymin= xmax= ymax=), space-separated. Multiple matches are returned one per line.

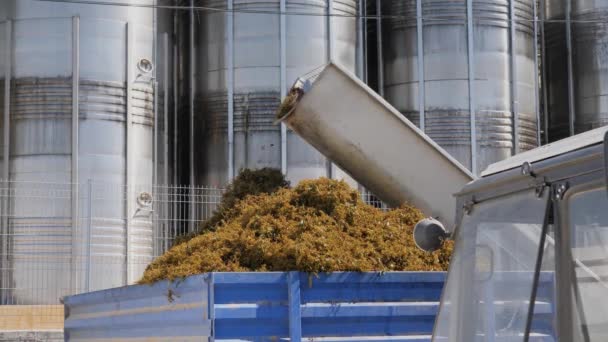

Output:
xmin=544 ymin=0 xmax=608 ymax=140
xmin=0 ymin=0 xmax=163 ymax=304
xmin=384 ymin=0 xmax=539 ymax=174
xmin=194 ymin=0 xmax=359 ymax=187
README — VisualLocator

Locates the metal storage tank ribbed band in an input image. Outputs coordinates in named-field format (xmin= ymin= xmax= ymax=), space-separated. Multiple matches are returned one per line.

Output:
xmin=0 ymin=0 xmax=164 ymax=304
xmin=544 ymin=0 xmax=608 ymax=141
xmin=384 ymin=0 xmax=539 ymax=174
xmin=194 ymin=0 xmax=360 ymax=187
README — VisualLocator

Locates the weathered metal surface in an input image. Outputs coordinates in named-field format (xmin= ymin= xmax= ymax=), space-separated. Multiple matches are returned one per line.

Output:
xmin=64 ymin=271 xmax=556 ymax=341
xmin=65 ymin=272 xmax=446 ymax=341
xmin=384 ymin=0 xmax=538 ymax=174
xmin=545 ymin=0 xmax=608 ymax=141
xmin=0 ymin=0 xmax=162 ymax=304
xmin=482 ymin=126 xmax=608 ymax=176
xmin=279 ymin=63 xmax=474 ymax=230
xmin=63 ymin=274 xmax=210 ymax=341
xmin=194 ymin=0 xmax=359 ymax=187
xmin=211 ymin=272 xmax=445 ymax=341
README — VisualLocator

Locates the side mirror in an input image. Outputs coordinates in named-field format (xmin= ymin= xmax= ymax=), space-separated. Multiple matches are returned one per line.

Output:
xmin=413 ymin=218 xmax=449 ymax=252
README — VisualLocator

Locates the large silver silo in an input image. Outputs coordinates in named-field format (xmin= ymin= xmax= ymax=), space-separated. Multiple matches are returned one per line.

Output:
xmin=383 ymin=0 xmax=540 ymax=174
xmin=544 ymin=0 xmax=608 ymax=141
xmin=193 ymin=0 xmax=361 ymax=187
xmin=0 ymin=0 xmax=164 ymax=304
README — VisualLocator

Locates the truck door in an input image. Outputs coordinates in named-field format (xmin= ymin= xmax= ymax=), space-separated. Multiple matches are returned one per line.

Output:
xmin=432 ymin=188 xmax=552 ymax=341
xmin=561 ymin=183 xmax=608 ymax=341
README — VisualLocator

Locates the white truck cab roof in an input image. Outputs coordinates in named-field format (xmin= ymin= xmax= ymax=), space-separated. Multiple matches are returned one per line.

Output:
xmin=482 ymin=126 xmax=608 ymax=177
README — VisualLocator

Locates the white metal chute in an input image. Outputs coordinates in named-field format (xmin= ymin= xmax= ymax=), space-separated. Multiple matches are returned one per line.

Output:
xmin=278 ymin=62 xmax=475 ymax=230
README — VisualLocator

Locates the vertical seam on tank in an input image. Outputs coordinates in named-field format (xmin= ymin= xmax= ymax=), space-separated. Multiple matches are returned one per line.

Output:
xmin=533 ymin=0 xmax=541 ymax=147
xmin=376 ymin=0 xmax=384 ymax=97
xmin=327 ymin=0 xmax=335 ymax=179
xmin=2 ymin=19 xmax=12 ymax=305
xmin=357 ymin=0 xmax=365 ymax=79
xmin=328 ymin=0 xmax=334 ymax=62
xmin=228 ymin=0 xmax=235 ymax=182
xmin=540 ymin=0 xmax=549 ymax=144
xmin=153 ymin=4 xmax=158 ymax=192
xmin=189 ymin=1 xmax=196 ymax=231
xmin=467 ymin=0 xmax=477 ymax=174
xmin=3 ymin=21 xmax=10 ymax=187
xmin=164 ymin=33 xmax=170 ymax=187
xmin=417 ymin=0 xmax=425 ymax=132
xmin=280 ymin=0 xmax=287 ymax=175
xmin=565 ymin=0 xmax=575 ymax=136
xmin=71 ymin=16 xmax=80 ymax=294
xmin=173 ymin=11 xmax=178 ymax=187
xmin=363 ymin=0 xmax=368 ymax=83
xmin=162 ymin=32 xmax=170 ymax=258
xmin=357 ymin=0 xmax=366 ymax=195
xmin=510 ymin=0 xmax=520 ymax=154
xmin=189 ymin=0 xmax=194 ymax=188
xmin=126 ymin=22 xmax=134 ymax=285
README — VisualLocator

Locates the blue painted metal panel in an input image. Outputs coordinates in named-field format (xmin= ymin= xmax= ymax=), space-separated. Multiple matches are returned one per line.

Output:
xmin=210 ymin=272 xmax=448 ymax=341
xmin=288 ymin=272 xmax=303 ymax=341
xmin=213 ymin=272 xmax=289 ymax=305
xmin=301 ymin=302 xmax=440 ymax=317
xmin=299 ymin=272 xmax=446 ymax=303
xmin=63 ymin=275 xmax=211 ymax=341
xmin=63 ymin=271 xmax=556 ymax=341
xmin=302 ymin=316 xmax=437 ymax=336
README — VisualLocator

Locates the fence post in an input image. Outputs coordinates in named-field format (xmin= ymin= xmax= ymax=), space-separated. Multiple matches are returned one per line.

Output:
xmin=288 ymin=272 xmax=302 ymax=342
xmin=85 ymin=179 xmax=93 ymax=292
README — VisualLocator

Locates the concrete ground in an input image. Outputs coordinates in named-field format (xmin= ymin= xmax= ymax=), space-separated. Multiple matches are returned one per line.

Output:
xmin=0 ymin=330 xmax=63 ymax=342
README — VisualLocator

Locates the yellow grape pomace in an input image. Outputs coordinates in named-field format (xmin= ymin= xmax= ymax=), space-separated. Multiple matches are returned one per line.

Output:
xmin=139 ymin=177 xmax=453 ymax=284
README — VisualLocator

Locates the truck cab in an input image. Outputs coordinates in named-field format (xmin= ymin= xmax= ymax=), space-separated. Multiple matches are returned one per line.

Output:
xmin=434 ymin=127 xmax=608 ymax=341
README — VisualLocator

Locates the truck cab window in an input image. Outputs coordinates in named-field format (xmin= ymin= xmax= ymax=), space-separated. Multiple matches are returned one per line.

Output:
xmin=432 ymin=189 xmax=551 ymax=341
xmin=568 ymin=187 xmax=608 ymax=341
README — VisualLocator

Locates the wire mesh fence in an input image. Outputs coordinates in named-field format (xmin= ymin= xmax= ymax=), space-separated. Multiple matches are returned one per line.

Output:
xmin=0 ymin=179 xmax=387 ymax=333
xmin=361 ymin=188 xmax=390 ymax=210
xmin=0 ymin=180 xmax=223 ymax=333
